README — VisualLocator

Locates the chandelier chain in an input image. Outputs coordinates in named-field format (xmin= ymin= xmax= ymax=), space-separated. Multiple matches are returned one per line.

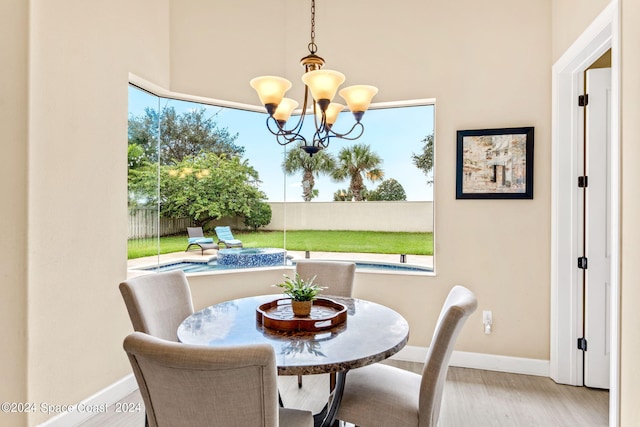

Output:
xmin=308 ymin=0 xmax=317 ymax=54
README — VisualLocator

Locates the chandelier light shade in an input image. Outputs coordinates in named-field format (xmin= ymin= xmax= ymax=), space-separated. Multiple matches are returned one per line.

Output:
xmin=301 ymin=69 xmax=346 ymax=105
xmin=273 ymin=98 xmax=299 ymax=124
xmin=249 ymin=0 xmax=378 ymax=156
xmin=249 ymin=76 xmax=292 ymax=115
xmin=319 ymin=103 xmax=345 ymax=127
xmin=339 ymin=85 xmax=379 ymax=119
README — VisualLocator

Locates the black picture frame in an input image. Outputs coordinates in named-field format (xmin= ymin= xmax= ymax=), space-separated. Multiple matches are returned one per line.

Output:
xmin=456 ymin=127 xmax=534 ymax=199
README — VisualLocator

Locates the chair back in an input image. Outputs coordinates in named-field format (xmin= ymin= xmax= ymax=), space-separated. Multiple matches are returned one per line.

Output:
xmin=295 ymin=260 xmax=356 ymax=297
xmin=119 ymin=270 xmax=194 ymax=341
xmin=187 ymin=227 xmax=205 ymax=238
xmin=419 ymin=285 xmax=477 ymax=427
xmin=124 ymin=332 xmax=280 ymax=427
xmin=215 ymin=226 xmax=234 ymax=240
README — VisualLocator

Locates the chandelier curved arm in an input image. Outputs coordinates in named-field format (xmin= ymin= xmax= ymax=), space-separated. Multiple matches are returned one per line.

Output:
xmin=311 ymin=130 xmax=330 ymax=148
xmin=265 ymin=117 xmax=308 ymax=146
xmin=264 ymin=87 xmax=315 ymax=144
xmin=276 ymin=131 xmax=308 ymax=147
xmin=326 ymin=121 xmax=365 ymax=141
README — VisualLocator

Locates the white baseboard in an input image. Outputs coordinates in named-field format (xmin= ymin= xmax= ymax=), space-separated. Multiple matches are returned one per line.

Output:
xmin=38 ymin=374 xmax=138 ymax=427
xmin=390 ymin=345 xmax=550 ymax=377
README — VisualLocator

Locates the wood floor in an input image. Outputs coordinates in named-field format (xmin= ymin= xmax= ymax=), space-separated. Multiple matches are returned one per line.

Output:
xmin=79 ymin=361 xmax=608 ymax=426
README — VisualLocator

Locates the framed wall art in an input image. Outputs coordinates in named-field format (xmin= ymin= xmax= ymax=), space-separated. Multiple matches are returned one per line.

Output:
xmin=456 ymin=127 xmax=534 ymax=199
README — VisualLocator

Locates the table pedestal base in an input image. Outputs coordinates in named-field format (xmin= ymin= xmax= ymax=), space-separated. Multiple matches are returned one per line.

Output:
xmin=313 ymin=371 xmax=347 ymax=427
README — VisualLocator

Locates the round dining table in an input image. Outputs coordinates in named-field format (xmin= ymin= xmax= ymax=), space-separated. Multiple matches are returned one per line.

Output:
xmin=178 ymin=294 xmax=409 ymax=427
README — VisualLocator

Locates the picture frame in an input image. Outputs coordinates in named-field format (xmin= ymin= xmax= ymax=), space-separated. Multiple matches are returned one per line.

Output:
xmin=456 ymin=127 xmax=534 ymax=199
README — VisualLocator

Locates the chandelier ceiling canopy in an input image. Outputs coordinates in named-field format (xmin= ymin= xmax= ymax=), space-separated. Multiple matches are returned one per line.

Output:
xmin=250 ymin=0 xmax=378 ymax=156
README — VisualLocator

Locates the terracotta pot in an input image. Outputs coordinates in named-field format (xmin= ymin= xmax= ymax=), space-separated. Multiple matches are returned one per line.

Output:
xmin=291 ymin=300 xmax=312 ymax=317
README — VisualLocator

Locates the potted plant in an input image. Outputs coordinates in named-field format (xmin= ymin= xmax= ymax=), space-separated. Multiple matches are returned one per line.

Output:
xmin=275 ymin=273 xmax=325 ymax=317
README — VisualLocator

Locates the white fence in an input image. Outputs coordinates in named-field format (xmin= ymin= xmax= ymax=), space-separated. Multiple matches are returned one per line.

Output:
xmin=264 ymin=201 xmax=433 ymax=232
xmin=210 ymin=201 xmax=434 ymax=233
xmin=128 ymin=208 xmax=193 ymax=239
xmin=129 ymin=201 xmax=434 ymax=238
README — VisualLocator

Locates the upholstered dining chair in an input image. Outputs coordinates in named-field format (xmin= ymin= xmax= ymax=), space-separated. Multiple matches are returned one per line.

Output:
xmin=336 ymin=285 xmax=478 ymax=427
xmin=295 ymin=259 xmax=356 ymax=298
xmin=119 ymin=270 xmax=194 ymax=342
xmin=124 ymin=332 xmax=313 ymax=427
xmin=295 ymin=260 xmax=356 ymax=388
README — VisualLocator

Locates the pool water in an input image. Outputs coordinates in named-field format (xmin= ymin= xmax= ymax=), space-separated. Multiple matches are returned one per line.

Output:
xmin=140 ymin=258 xmax=432 ymax=274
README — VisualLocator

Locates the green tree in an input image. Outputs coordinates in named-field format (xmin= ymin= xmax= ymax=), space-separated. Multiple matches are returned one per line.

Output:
xmin=244 ymin=200 xmax=273 ymax=231
xmin=128 ymin=107 xmax=160 ymax=162
xmin=128 ymin=164 xmax=157 ymax=208
xmin=332 ymin=186 xmax=371 ymax=201
xmin=130 ymin=153 xmax=266 ymax=226
xmin=127 ymin=143 xmax=153 ymax=207
xmin=128 ymin=106 xmax=244 ymax=165
xmin=331 ymin=144 xmax=384 ymax=201
xmin=368 ymin=178 xmax=407 ymax=201
xmin=283 ymin=145 xmax=336 ymax=201
xmin=127 ymin=143 xmax=147 ymax=169
xmin=333 ymin=188 xmax=352 ymax=201
xmin=412 ymin=133 xmax=434 ymax=185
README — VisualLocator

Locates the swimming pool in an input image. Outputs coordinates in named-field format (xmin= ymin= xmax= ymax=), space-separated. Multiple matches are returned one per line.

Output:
xmin=217 ymin=247 xmax=287 ymax=268
xmin=138 ymin=258 xmax=432 ymax=274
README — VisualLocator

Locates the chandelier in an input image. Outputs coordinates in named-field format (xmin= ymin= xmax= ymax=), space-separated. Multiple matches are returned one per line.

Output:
xmin=249 ymin=0 xmax=378 ymax=156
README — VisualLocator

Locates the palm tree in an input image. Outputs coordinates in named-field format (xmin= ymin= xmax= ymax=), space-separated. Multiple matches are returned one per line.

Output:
xmin=332 ymin=144 xmax=384 ymax=201
xmin=333 ymin=188 xmax=352 ymax=201
xmin=282 ymin=145 xmax=336 ymax=201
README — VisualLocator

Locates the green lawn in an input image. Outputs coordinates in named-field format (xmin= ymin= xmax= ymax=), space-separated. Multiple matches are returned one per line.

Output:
xmin=128 ymin=230 xmax=433 ymax=259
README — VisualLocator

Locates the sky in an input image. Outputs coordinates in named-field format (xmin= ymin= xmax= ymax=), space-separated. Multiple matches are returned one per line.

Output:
xmin=129 ymin=86 xmax=434 ymax=202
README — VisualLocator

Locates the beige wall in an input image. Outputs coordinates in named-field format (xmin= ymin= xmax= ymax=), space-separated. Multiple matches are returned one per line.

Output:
xmin=169 ymin=0 xmax=287 ymax=102
xmin=551 ymin=0 xmax=612 ymax=61
xmin=171 ymin=0 xmax=552 ymax=361
xmin=14 ymin=0 xmax=640 ymax=425
xmin=264 ymin=202 xmax=433 ymax=232
xmin=22 ymin=1 xmax=170 ymax=425
xmin=0 ymin=1 xmax=29 ymax=425
xmin=620 ymin=0 xmax=640 ymax=424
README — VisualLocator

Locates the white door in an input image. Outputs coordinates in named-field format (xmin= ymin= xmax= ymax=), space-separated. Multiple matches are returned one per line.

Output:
xmin=583 ymin=67 xmax=611 ymax=389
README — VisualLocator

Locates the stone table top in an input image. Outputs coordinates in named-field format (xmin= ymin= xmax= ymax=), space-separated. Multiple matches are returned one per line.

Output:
xmin=178 ymin=294 xmax=410 ymax=376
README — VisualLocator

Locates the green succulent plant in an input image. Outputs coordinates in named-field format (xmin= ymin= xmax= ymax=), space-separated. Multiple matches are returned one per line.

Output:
xmin=275 ymin=273 xmax=326 ymax=302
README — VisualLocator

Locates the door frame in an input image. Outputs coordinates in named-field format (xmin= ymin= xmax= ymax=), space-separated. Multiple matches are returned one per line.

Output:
xmin=550 ymin=1 xmax=620 ymax=425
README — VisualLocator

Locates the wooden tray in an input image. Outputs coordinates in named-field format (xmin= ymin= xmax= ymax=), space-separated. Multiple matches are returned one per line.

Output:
xmin=256 ymin=298 xmax=347 ymax=332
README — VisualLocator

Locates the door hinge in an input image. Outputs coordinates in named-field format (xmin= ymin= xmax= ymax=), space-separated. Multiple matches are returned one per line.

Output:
xmin=578 ymin=94 xmax=589 ymax=106
xmin=578 ymin=176 xmax=588 ymax=188
xmin=577 ymin=337 xmax=588 ymax=351
xmin=578 ymin=257 xmax=588 ymax=269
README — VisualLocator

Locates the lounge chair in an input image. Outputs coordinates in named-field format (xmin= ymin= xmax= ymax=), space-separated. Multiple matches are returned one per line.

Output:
xmin=214 ymin=226 xmax=243 ymax=248
xmin=186 ymin=227 xmax=219 ymax=255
